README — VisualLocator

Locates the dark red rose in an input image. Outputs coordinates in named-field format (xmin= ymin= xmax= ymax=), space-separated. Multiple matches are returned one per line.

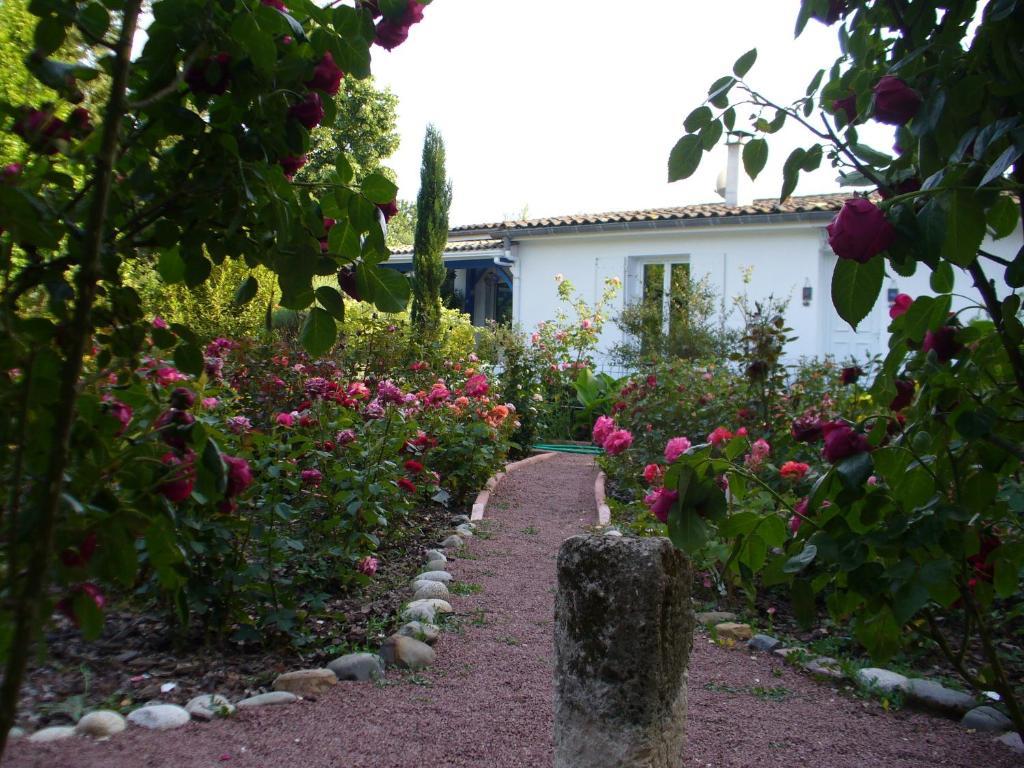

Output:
xmin=261 ymin=0 xmax=287 ymax=10
xmin=289 ymin=92 xmax=324 ymax=130
xmin=12 ymin=108 xmax=66 ymax=154
xmin=361 ymin=0 xmax=383 ymax=18
xmin=872 ymin=76 xmax=922 ymax=126
xmin=791 ymin=415 xmax=826 ymax=443
xmin=169 ymin=387 xmax=195 ymax=410
xmin=376 ymin=199 xmax=399 ymax=221
xmin=223 ymin=454 xmax=253 ymax=497
xmin=159 ymin=451 xmax=196 ymax=502
xmin=185 ymin=52 xmax=232 ymax=96
xmin=375 ymin=20 xmax=410 ymax=50
xmin=832 ymin=93 xmax=857 ymax=125
xmin=826 ymin=197 xmax=896 ymax=263
xmin=968 ymin=533 xmax=1001 ymax=583
xmin=821 ymin=421 xmax=870 ymax=464
xmin=889 ymin=378 xmax=915 ymax=411
xmin=922 ymin=325 xmax=961 ymax=363
xmin=338 ymin=267 xmax=361 ymax=301
xmin=65 ymin=108 xmax=92 ymax=138
xmin=279 ymin=154 xmax=307 ymax=178
xmin=60 ymin=532 xmax=98 ymax=569
xmin=879 ymin=177 xmax=922 ymax=200
xmin=155 ymin=408 xmax=195 ymax=449
xmin=840 ymin=366 xmax=864 ymax=385
xmin=105 ymin=398 xmax=133 ymax=434
xmin=307 ymin=52 xmax=344 ymax=95
xmin=1 ymin=163 xmax=22 ymax=184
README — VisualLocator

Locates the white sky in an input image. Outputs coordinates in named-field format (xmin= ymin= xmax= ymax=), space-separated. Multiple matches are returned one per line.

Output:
xmin=371 ymin=0 xmax=895 ymax=227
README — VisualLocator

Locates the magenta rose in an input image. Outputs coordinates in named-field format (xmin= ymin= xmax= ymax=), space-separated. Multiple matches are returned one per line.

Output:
xmin=279 ymin=154 xmax=307 ymax=178
xmin=821 ymin=422 xmax=870 ymax=464
xmin=643 ymin=487 xmax=679 ymax=524
xmin=603 ymin=428 xmax=634 ymax=456
xmin=159 ymin=451 xmax=196 ymax=503
xmin=104 ymin=398 xmax=133 ymax=435
xmin=301 ymin=468 xmax=323 ymax=487
xmin=664 ymin=436 xmax=692 ymax=464
xmin=922 ymin=325 xmax=961 ymax=363
xmin=890 ymin=378 xmax=916 ymax=411
xmin=155 ymin=408 xmax=195 ymax=450
xmin=791 ymin=414 xmax=826 ymax=443
xmin=826 ymin=197 xmax=896 ymax=263
xmin=375 ymin=20 xmax=410 ymax=50
xmin=307 ymin=53 xmax=344 ymax=95
xmin=832 ymin=93 xmax=857 ymax=125
xmin=289 ymin=92 xmax=324 ymax=130
xmin=872 ymin=76 xmax=922 ymax=126
xmin=840 ymin=366 xmax=864 ymax=385
xmin=889 ymin=293 xmax=913 ymax=319
xmin=592 ymin=415 xmax=615 ymax=446
xmin=169 ymin=387 xmax=195 ymax=409
xmin=223 ymin=454 xmax=253 ymax=497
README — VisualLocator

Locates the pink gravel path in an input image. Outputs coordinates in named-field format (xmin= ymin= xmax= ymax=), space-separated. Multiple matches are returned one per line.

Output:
xmin=3 ymin=453 xmax=1020 ymax=767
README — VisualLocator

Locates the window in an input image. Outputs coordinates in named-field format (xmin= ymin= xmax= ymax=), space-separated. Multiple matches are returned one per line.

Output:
xmin=634 ymin=258 xmax=691 ymax=349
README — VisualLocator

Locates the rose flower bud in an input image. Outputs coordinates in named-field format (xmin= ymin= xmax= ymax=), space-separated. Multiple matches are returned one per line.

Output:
xmin=289 ymin=92 xmax=325 ymax=130
xmin=826 ymin=197 xmax=896 ymax=263
xmin=872 ymin=75 xmax=923 ymax=126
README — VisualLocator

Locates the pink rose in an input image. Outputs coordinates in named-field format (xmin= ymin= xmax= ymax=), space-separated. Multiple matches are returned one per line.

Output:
xmin=664 ymin=437 xmax=691 ymax=464
xmin=465 ymin=374 xmax=489 ymax=397
xmin=592 ymin=415 xmax=616 ymax=446
xmin=889 ymin=293 xmax=913 ymax=319
xmin=603 ymin=428 xmax=633 ymax=456
xmin=358 ymin=555 xmax=379 ymax=576
xmin=922 ymin=325 xmax=961 ymax=363
xmin=826 ymin=198 xmax=896 ymax=263
xmin=104 ymin=397 xmax=133 ymax=435
xmin=708 ymin=427 xmax=734 ymax=446
xmin=276 ymin=412 xmax=295 ymax=427
xmin=643 ymin=487 xmax=679 ymax=523
xmin=643 ymin=463 xmax=664 ymax=485
xmin=872 ymin=75 xmax=922 ymax=126
xmin=301 ymin=468 xmax=323 ymax=486
xmin=223 ymin=455 xmax=253 ymax=497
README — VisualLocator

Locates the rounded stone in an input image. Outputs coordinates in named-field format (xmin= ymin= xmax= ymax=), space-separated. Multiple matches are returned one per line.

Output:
xmin=961 ymin=705 xmax=1013 ymax=732
xmin=905 ymin=678 xmax=977 ymax=714
xmin=855 ymin=667 xmax=909 ymax=693
xmin=748 ymin=634 xmax=782 ymax=653
xmin=425 ymin=559 xmax=447 ymax=572
xmin=379 ymin=634 xmax=436 ymax=670
xmin=413 ymin=570 xmax=453 ymax=584
xmin=76 ymin=710 xmax=127 ymax=738
xmin=805 ymin=656 xmax=844 ymax=680
xmin=425 ymin=549 xmax=447 ymax=563
xmin=235 ymin=691 xmax=297 ymax=709
xmin=398 ymin=621 xmax=441 ymax=645
xmin=450 ymin=515 xmax=471 ymax=525
xmin=401 ymin=598 xmax=454 ymax=623
xmin=439 ymin=535 xmax=464 ymax=549
xmin=413 ymin=581 xmax=451 ymax=601
xmin=127 ymin=704 xmax=191 ymax=730
xmin=273 ymin=668 xmax=337 ymax=696
xmin=185 ymin=693 xmax=235 ymax=721
xmin=714 ymin=622 xmax=753 ymax=642
xmin=29 ymin=726 xmax=76 ymax=743
xmin=455 ymin=523 xmax=475 ymax=537
xmin=694 ymin=610 xmax=737 ymax=626
xmin=326 ymin=652 xmax=385 ymax=682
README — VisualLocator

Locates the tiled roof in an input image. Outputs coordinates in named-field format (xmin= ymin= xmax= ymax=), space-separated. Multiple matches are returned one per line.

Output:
xmin=390 ymin=238 xmax=504 ymax=256
xmin=450 ymin=192 xmax=851 ymax=234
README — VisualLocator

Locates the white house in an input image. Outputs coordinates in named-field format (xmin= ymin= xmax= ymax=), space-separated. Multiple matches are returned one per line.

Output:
xmin=387 ymin=191 xmax=1021 ymax=371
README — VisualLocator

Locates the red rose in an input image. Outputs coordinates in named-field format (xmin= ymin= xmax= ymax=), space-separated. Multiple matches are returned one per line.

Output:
xmin=289 ymin=92 xmax=324 ymax=130
xmin=404 ymin=459 xmax=424 ymax=474
xmin=60 ymin=532 xmax=98 ymax=569
xmin=832 ymin=93 xmax=857 ymax=125
xmin=307 ymin=53 xmax=344 ymax=96
xmin=889 ymin=378 xmax=915 ymax=411
xmin=791 ymin=415 xmax=826 ymax=443
xmin=821 ymin=421 xmax=870 ymax=464
xmin=159 ymin=451 xmax=196 ymax=503
xmin=398 ymin=477 xmax=417 ymax=493
xmin=377 ymin=198 xmax=399 ymax=221
xmin=922 ymin=325 xmax=961 ymax=363
xmin=889 ymin=293 xmax=913 ymax=318
xmin=155 ymin=408 xmax=195 ymax=450
xmin=872 ymin=76 xmax=923 ymax=126
xmin=279 ymin=154 xmax=307 ymax=178
xmin=826 ymin=197 xmax=896 ymax=263
xmin=185 ymin=53 xmax=232 ymax=96
xmin=840 ymin=366 xmax=864 ymax=385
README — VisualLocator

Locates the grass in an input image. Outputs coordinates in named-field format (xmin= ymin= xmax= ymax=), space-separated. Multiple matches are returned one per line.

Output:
xmin=470 ymin=608 xmax=489 ymax=627
xmin=496 ymin=635 xmax=521 ymax=646
xmin=449 ymin=582 xmax=483 ymax=596
xmin=702 ymin=681 xmax=793 ymax=701
xmin=521 ymin=526 xmax=539 ymax=535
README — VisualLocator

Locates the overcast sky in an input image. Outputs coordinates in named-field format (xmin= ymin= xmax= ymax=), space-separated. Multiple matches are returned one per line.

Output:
xmin=370 ymin=0 xmax=895 ymax=227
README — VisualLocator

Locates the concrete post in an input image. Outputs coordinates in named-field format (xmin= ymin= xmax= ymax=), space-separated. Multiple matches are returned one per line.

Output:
xmin=554 ymin=535 xmax=693 ymax=768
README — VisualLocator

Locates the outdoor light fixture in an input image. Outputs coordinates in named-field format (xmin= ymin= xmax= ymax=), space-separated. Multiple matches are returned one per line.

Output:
xmin=802 ymin=279 xmax=812 ymax=306
xmin=887 ymin=285 xmax=900 ymax=305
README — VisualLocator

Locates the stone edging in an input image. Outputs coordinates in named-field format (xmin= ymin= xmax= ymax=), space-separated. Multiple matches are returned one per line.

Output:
xmin=470 ymin=451 xmax=559 ymax=520
xmin=595 ymin=471 xmax=611 ymax=526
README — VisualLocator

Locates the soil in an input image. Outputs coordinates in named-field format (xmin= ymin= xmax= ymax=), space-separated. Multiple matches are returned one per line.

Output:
xmin=4 ymin=454 xmax=1021 ymax=767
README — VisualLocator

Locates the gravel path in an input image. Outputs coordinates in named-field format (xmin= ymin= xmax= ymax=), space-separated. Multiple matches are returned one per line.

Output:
xmin=3 ymin=453 xmax=1020 ymax=767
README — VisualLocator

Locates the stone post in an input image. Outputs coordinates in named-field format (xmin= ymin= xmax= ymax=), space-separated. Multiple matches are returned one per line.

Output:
xmin=554 ymin=535 xmax=693 ymax=768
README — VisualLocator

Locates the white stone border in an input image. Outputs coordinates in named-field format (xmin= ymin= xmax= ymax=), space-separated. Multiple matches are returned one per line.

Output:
xmin=470 ymin=451 xmax=560 ymax=520
xmin=595 ymin=471 xmax=611 ymax=526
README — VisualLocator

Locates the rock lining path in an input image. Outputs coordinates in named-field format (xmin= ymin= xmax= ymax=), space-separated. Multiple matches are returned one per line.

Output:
xmin=3 ymin=453 xmax=1020 ymax=767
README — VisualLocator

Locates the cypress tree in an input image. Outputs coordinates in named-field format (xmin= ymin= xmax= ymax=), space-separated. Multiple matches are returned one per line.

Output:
xmin=411 ymin=123 xmax=452 ymax=338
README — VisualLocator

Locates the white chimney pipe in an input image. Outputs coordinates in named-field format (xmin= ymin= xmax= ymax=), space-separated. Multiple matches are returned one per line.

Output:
xmin=724 ymin=141 xmax=752 ymax=207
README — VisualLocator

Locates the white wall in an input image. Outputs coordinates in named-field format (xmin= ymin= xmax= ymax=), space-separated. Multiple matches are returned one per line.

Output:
xmin=512 ymin=222 xmax=1023 ymax=370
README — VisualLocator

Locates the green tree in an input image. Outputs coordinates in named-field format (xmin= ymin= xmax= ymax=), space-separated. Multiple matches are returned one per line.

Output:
xmin=410 ymin=123 xmax=451 ymax=338
xmin=386 ymin=198 xmax=416 ymax=248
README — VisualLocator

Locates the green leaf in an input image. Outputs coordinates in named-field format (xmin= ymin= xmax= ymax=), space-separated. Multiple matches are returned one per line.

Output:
xmin=850 ymin=142 xmax=892 ymax=167
xmin=978 ymin=144 xmax=1022 ymax=188
xmin=784 ymin=544 xmax=817 ymax=573
xmin=77 ymin=2 xmax=110 ymax=40
xmin=732 ymin=48 xmax=757 ymax=78
xmin=233 ymin=275 xmax=259 ymax=306
xmin=683 ymin=106 xmax=713 ymax=133
xmin=929 ymin=262 xmax=954 ymax=293
xmin=668 ymin=134 xmax=703 ymax=182
xmin=356 ymin=263 xmax=410 ymax=313
xmin=707 ymin=75 xmax=735 ymax=108
xmin=987 ymin=195 xmax=1020 ymax=239
xmin=700 ymin=120 xmax=723 ymax=151
xmin=667 ymin=505 xmax=708 ymax=553
xmin=145 ymin=517 xmax=185 ymax=591
xmin=157 ymin=248 xmax=186 ymax=284
xmin=780 ymin=148 xmax=805 ymax=202
xmin=73 ymin=590 xmax=105 ymax=641
xmin=836 ymin=451 xmax=873 ymax=490
xmin=791 ymin=579 xmax=816 ymax=628
xmin=1006 ymin=245 xmax=1024 ymax=288
xmin=742 ymin=139 xmax=768 ymax=180
xmin=300 ymin=307 xmax=337 ymax=357
xmin=315 ymin=285 xmax=346 ymax=321
xmin=230 ymin=14 xmax=276 ymax=75
xmin=831 ymin=256 xmax=884 ymax=330
xmin=361 ymin=172 xmax=398 ymax=204
xmin=34 ymin=17 xmax=66 ymax=56
xmin=955 ymin=407 xmax=996 ymax=438
xmin=942 ymin=191 xmax=986 ymax=267
xmin=892 ymin=580 xmax=929 ymax=624
xmin=173 ymin=343 xmax=204 ymax=376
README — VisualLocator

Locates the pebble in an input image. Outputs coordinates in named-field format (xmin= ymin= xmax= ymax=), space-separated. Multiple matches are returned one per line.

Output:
xmin=904 ymin=678 xmax=977 ymax=715
xmin=413 ymin=581 xmax=451 ymax=600
xmin=424 ymin=549 xmax=447 ymax=564
xmin=75 ymin=710 xmax=127 ymax=738
xmin=439 ymin=535 xmax=463 ymax=549
xmin=414 ymin=570 xmax=453 ymax=584
xmin=379 ymin=634 xmax=436 ymax=670
xmin=185 ymin=693 xmax=235 ymax=721
xmin=127 ymin=704 xmax=191 ymax=730
xmin=273 ymin=669 xmax=337 ymax=696
xmin=425 ymin=559 xmax=447 ymax=572
xmin=28 ymin=726 xmax=76 ymax=743
xmin=997 ymin=731 xmax=1024 ymax=753
xmin=450 ymin=515 xmax=471 ymax=525
xmin=402 ymin=599 xmax=454 ymax=623
xmin=455 ymin=524 xmax=475 ymax=537
xmin=326 ymin=653 xmax=385 ymax=682
xmin=805 ymin=656 xmax=844 ymax=680
xmin=748 ymin=634 xmax=782 ymax=652
xmin=604 ymin=528 xmax=623 ymax=537
xmin=773 ymin=647 xmax=801 ymax=660
xmin=235 ymin=691 xmax=298 ymax=709
xmin=8 ymin=727 xmax=24 ymax=739
xmin=714 ymin=622 xmax=753 ymax=642
xmin=855 ymin=667 xmax=909 ymax=693
xmin=694 ymin=611 xmax=736 ymax=626
xmin=961 ymin=705 xmax=1013 ymax=732
xmin=398 ymin=621 xmax=441 ymax=645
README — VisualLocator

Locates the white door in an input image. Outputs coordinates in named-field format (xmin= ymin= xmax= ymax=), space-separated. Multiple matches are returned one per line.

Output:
xmin=823 ymin=252 xmax=885 ymax=361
